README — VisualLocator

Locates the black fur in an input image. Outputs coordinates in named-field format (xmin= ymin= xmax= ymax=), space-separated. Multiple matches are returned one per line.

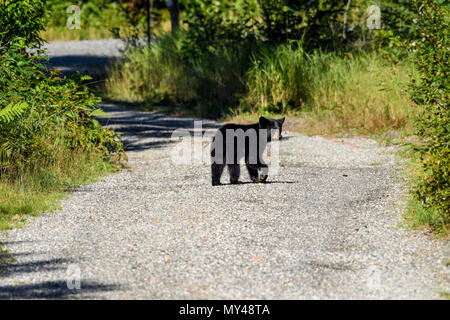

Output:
xmin=210 ymin=116 xmax=285 ymax=186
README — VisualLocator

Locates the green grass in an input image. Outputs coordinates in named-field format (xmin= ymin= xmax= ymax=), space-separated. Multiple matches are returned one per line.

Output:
xmin=403 ymin=199 xmax=448 ymax=237
xmin=0 ymin=149 xmax=118 ymax=264
xmin=104 ymin=32 xmax=419 ymax=136
xmin=236 ymin=44 xmax=419 ymax=136
xmin=399 ymin=150 xmax=449 ymax=237
xmin=41 ymin=26 xmax=115 ymax=42
xmin=0 ymin=150 xmax=117 ymax=232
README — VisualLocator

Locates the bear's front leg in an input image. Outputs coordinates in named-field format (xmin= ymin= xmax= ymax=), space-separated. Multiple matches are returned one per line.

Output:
xmin=246 ymin=164 xmax=260 ymax=183
xmin=259 ymin=165 xmax=269 ymax=183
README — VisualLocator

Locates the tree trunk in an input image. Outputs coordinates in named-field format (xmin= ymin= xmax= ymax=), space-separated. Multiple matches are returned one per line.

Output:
xmin=147 ymin=0 xmax=152 ymax=45
xmin=342 ymin=0 xmax=351 ymax=40
xmin=164 ymin=0 xmax=179 ymax=31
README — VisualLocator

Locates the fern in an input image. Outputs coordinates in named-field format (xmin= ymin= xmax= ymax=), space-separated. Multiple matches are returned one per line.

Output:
xmin=0 ymin=142 xmax=12 ymax=167
xmin=89 ymin=108 xmax=111 ymax=118
xmin=0 ymin=101 xmax=28 ymax=123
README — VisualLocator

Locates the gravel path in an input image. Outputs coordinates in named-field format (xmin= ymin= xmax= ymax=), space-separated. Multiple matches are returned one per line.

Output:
xmin=0 ymin=41 xmax=448 ymax=299
xmin=39 ymin=39 xmax=126 ymax=77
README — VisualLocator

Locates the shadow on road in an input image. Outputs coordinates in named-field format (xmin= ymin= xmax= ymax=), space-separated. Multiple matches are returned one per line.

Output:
xmin=98 ymin=101 xmax=221 ymax=153
xmin=0 ymin=246 xmax=118 ymax=299
xmin=46 ymin=55 xmax=123 ymax=80
xmin=0 ymin=280 xmax=117 ymax=299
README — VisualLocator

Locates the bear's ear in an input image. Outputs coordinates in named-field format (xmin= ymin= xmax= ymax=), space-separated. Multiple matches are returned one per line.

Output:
xmin=259 ymin=116 xmax=269 ymax=127
xmin=279 ymin=117 xmax=285 ymax=124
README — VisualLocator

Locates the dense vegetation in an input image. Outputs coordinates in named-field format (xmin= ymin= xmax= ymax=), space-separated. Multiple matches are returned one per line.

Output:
xmin=407 ymin=0 xmax=449 ymax=234
xmin=106 ymin=1 xmax=419 ymax=128
xmin=0 ymin=0 xmax=124 ymax=230
xmin=43 ymin=0 xmax=177 ymax=41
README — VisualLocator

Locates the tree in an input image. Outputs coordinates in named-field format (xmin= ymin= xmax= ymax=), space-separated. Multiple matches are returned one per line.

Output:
xmin=164 ymin=0 xmax=179 ymax=31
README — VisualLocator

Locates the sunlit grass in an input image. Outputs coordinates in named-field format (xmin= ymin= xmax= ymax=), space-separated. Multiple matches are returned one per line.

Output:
xmin=41 ymin=26 xmax=114 ymax=42
xmin=399 ymin=153 xmax=449 ymax=237
xmin=0 ymin=150 xmax=117 ymax=232
xmin=104 ymin=33 xmax=419 ymax=136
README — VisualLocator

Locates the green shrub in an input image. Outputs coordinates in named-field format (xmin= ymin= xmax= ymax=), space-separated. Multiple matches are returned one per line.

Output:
xmin=0 ymin=0 xmax=125 ymax=226
xmin=1 ymin=0 xmax=124 ymax=176
xmin=408 ymin=0 xmax=449 ymax=232
xmin=0 ymin=41 xmax=123 ymax=172
xmin=0 ymin=0 xmax=47 ymax=47
xmin=44 ymin=0 xmax=130 ymax=41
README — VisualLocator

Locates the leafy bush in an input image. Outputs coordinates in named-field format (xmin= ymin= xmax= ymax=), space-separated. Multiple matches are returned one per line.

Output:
xmin=44 ymin=0 xmax=129 ymax=41
xmin=409 ymin=0 xmax=449 ymax=231
xmin=0 ymin=40 xmax=124 ymax=173
xmin=0 ymin=0 xmax=46 ymax=47
xmin=1 ymin=0 xmax=124 ymax=177
xmin=0 ymin=0 xmax=125 ymax=225
xmin=43 ymin=0 xmax=171 ymax=41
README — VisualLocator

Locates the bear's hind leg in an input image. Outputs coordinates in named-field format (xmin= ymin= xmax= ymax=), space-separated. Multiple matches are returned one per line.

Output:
xmin=228 ymin=164 xmax=240 ymax=184
xmin=211 ymin=163 xmax=224 ymax=186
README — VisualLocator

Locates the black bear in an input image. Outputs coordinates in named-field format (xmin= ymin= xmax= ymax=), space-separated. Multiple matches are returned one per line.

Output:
xmin=210 ymin=117 xmax=285 ymax=186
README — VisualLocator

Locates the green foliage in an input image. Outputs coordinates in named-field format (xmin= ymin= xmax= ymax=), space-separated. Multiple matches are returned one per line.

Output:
xmin=0 ymin=41 xmax=124 ymax=172
xmin=107 ymin=30 xmax=416 ymax=134
xmin=0 ymin=0 xmax=47 ymax=47
xmin=409 ymin=0 xmax=449 ymax=231
xmin=378 ymin=0 xmax=419 ymax=42
xmin=0 ymin=102 xmax=28 ymax=124
xmin=180 ymin=0 xmax=419 ymax=52
xmin=180 ymin=0 xmax=350 ymax=52
xmin=180 ymin=0 xmax=257 ymax=62
xmin=256 ymin=0 xmax=349 ymax=49
xmin=44 ymin=0 xmax=129 ymax=41
xmin=0 ymin=0 xmax=124 ymax=231
xmin=1 ymin=1 xmax=124 ymax=172
xmin=43 ymin=0 xmax=173 ymax=41
xmin=46 ymin=0 xmax=127 ymax=29
xmin=107 ymin=30 xmax=257 ymax=118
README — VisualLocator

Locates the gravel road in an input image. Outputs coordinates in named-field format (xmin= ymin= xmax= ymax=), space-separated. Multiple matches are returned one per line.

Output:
xmin=0 ymin=40 xmax=448 ymax=299
xmin=39 ymin=39 xmax=126 ymax=77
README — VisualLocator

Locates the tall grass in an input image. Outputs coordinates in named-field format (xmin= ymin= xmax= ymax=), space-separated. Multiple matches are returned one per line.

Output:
xmin=400 ymin=154 xmax=449 ymax=236
xmin=105 ymin=31 xmax=256 ymax=118
xmin=0 ymin=148 xmax=117 ymax=231
xmin=242 ymin=44 xmax=418 ymax=134
xmin=106 ymin=33 xmax=191 ymax=103
xmin=104 ymin=33 xmax=418 ymax=135
xmin=41 ymin=26 xmax=114 ymax=42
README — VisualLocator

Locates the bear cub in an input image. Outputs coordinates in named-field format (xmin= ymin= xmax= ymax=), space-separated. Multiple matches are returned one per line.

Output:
xmin=210 ymin=116 xmax=285 ymax=186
